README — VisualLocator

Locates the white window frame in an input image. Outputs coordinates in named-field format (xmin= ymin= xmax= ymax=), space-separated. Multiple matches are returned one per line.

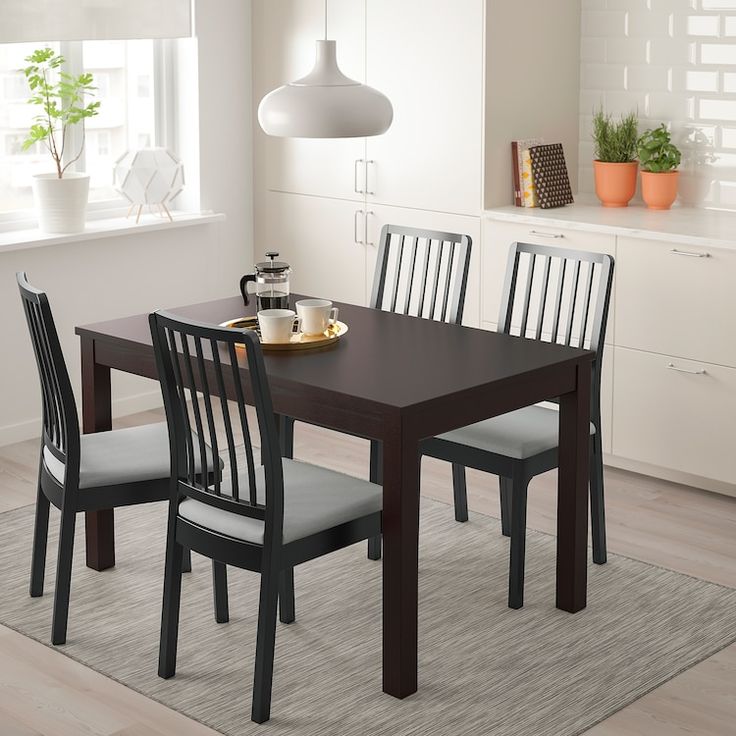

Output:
xmin=0 ymin=38 xmax=178 ymax=231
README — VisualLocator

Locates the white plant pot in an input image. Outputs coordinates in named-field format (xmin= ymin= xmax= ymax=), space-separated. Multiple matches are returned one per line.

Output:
xmin=32 ymin=172 xmax=90 ymax=234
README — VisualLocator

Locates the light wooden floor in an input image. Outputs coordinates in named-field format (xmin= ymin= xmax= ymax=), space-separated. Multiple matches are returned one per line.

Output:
xmin=1 ymin=408 xmax=735 ymax=736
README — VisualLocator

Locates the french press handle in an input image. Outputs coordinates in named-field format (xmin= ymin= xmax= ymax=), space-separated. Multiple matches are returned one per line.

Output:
xmin=240 ymin=273 xmax=257 ymax=306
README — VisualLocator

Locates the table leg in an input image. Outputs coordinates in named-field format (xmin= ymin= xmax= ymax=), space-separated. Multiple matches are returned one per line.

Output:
xmin=81 ymin=337 xmax=116 ymax=571
xmin=382 ymin=421 xmax=420 ymax=699
xmin=556 ymin=362 xmax=591 ymax=613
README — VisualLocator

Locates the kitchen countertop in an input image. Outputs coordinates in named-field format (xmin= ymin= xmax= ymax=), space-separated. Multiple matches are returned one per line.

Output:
xmin=484 ymin=200 xmax=736 ymax=250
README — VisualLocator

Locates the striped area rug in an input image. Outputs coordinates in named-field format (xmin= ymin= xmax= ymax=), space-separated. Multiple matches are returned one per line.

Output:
xmin=0 ymin=497 xmax=734 ymax=736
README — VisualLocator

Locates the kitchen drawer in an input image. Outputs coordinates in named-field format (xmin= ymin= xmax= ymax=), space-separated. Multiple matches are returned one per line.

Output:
xmin=612 ymin=346 xmax=736 ymax=484
xmin=616 ymin=236 xmax=736 ymax=367
xmin=479 ymin=320 xmax=614 ymax=456
xmin=481 ymin=218 xmax=616 ymax=327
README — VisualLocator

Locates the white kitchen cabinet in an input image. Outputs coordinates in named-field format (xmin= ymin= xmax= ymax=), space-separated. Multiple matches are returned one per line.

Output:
xmin=613 ymin=347 xmax=736 ymax=485
xmin=365 ymin=205 xmax=482 ymax=327
xmin=484 ymin=205 xmax=736 ymax=496
xmin=253 ymin=0 xmax=366 ymax=201
xmin=254 ymin=0 xmax=484 ymax=218
xmin=616 ymin=236 xmax=736 ymax=368
xmin=364 ymin=0 xmax=484 ymax=216
xmin=262 ymin=191 xmax=367 ymax=307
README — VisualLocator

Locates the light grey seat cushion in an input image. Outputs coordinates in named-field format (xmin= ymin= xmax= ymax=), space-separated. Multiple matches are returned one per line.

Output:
xmin=43 ymin=422 xmax=217 ymax=489
xmin=178 ymin=458 xmax=382 ymax=545
xmin=435 ymin=405 xmax=595 ymax=461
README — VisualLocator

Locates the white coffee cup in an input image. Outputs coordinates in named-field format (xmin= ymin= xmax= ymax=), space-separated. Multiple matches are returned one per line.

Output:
xmin=295 ymin=299 xmax=339 ymax=336
xmin=257 ymin=309 xmax=301 ymax=343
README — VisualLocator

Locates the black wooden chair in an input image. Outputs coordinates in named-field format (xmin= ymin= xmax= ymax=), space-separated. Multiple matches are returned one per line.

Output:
xmin=149 ymin=310 xmax=382 ymax=724
xmin=280 ymin=224 xmax=472 ymax=559
xmin=422 ymin=243 xmax=614 ymax=609
xmin=16 ymin=272 xmax=215 ymax=645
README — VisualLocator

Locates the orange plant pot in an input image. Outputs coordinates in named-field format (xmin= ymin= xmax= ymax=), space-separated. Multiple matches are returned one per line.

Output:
xmin=640 ymin=170 xmax=679 ymax=210
xmin=593 ymin=160 xmax=638 ymax=207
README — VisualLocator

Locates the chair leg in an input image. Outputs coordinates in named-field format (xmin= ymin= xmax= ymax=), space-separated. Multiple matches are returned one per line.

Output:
xmin=279 ymin=567 xmax=295 ymax=624
xmin=212 ymin=561 xmax=229 ymax=623
xmin=499 ymin=477 xmax=513 ymax=537
xmin=158 ymin=538 xmax=184 ymax=678
xmin=452 ymin=463 xmax=469 ymax=522
xmin=508 ymin=470 xmax=530 ymax=610
xmin=367 ymin=440 xmax=382 ymax=561
xmin=30 ymin=483 xmax=51 ymax=598
xmin=51 ymin=510 xmax=76 ymax=645
xmin=590 ymin=431 xmax=607 ymax=565
xmin=181 ymin=546 xmax=192 ymax=573
xmin=251 ymin=567 xmax=280 ymax=724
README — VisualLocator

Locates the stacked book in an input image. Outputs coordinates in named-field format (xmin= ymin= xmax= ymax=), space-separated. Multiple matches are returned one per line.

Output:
xmin=511 ymin=139 xmax=574 ymax=209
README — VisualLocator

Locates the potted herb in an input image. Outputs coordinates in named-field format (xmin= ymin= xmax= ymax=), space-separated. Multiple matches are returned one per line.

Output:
xmin=637 ymin=124 xmax=682 ymax=210
xmin=21 ymin=48 xmax=100 ymax=233
xmin=592 ymin=109 xmax=638 ymax=207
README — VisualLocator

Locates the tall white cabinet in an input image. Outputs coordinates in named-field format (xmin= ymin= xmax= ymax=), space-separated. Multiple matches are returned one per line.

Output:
xmin=252 ymin=1 xmax=583 ymax=326
xmin=252 ymin=0 xmax=485 ymax=324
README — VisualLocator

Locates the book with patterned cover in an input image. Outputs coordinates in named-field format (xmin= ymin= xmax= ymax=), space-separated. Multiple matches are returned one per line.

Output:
xmin=511 ymin=137 xmax=543 ymax=206
xmin=528 ymin=143 xmax=574 ymax=209
xmin=521 ymin=149 xmax=538 ymax=208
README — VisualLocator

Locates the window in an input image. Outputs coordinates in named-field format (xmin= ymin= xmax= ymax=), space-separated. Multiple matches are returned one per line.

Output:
xmin=137 ymin=74 xmax=151 ymax=98
xmin=0 ymin=39 xmax=172 ymax=220
xmin=2 ymin=73 xmax=27 ymax=101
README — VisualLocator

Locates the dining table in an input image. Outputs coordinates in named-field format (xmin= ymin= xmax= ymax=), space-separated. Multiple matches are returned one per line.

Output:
xmin=75 ymin=293 xmax=593 ymax=700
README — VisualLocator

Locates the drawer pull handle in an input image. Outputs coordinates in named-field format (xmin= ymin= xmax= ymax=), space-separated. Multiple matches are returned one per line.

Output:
xmin=670 ymin=248 xmax=710 ymax=258
xmin=354 ymin=159 xmax=365 ymax=194
xmin=354 ymin=209 xmax=364 ymax=244
xmin=529 ymin=230 xmax=564 ymax=239
xmin=667 ymin=362 xmax=707 ymax=376
xmin=365 ymin=159 xmax=375 ymax=195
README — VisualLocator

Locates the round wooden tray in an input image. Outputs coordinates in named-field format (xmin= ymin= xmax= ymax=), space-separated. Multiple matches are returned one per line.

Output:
xmin=219 ymin=316 xmax=348 ymax=350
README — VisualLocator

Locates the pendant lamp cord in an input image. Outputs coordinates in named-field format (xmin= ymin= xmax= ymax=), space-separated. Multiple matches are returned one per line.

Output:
xmin=324 ymin=0 xmax=328 ymax=39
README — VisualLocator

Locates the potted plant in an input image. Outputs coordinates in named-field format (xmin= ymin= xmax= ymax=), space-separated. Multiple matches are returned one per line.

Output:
xmin=637 ymin=124 xmax=682 ymax=210
xmin=21 ymin=48 xmax=100 ymax=233
xmin=592 ymin=109 xmax=638 ymax=207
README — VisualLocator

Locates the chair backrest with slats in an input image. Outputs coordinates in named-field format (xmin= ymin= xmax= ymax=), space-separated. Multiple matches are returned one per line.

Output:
xmin=370 ymin=225 xmax=472 ymax=325
xmin=149 ymin=311 xmax=284 ymax=547
xmin=498 ymin=243 xmax=614 ymax=418
xmin=17 ymin=272 xmax=80 ymax=488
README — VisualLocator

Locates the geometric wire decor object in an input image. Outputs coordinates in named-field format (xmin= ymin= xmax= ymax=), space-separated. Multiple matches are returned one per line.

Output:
xmin=113 ymin=148 xmax=185 ymax=223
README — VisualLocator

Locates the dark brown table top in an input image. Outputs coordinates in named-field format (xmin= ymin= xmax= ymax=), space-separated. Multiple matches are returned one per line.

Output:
xmin=76 ymin=295 xmax=592 ymax=411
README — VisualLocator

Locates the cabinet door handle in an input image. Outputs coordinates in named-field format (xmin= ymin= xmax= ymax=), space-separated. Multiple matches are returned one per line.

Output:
xmin=354 ymin=159 xmax=365 ymax=194
xmin=365 ymin=159 xmax=375 ymax=195
xmin=670 ymin=248 xmax=710 ymax=258
xmin=365 ymin=210 xmax=374 ymax=246
xmin=529 ymin=229 xmax=564 ymax=239
xmin=667 ymin=362 xmax=707 ymax=375
xmin=354 ymin=209 xmax=364 ymax=244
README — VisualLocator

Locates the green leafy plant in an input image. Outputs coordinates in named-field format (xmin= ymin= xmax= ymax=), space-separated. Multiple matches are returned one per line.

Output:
xmin=21 ymin=47 xmax=100 ymax=179
xmin=637 ymin=124 xmax=682 ymax=173
xmin=592 ymin=109 xmax=638 ymax=163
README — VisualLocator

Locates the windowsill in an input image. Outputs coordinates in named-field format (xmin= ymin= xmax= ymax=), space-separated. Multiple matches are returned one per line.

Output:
xmin=0 ymin=211 xmax=226 ymax=254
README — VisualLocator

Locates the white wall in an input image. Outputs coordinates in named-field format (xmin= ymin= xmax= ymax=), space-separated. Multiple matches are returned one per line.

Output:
xmin=485 ymin=1 xmax=582 ymax=207
xmin=579 ymin=0 xmax=736 ymax=209
xmin=0 ymin=0 xmax=253 ymax=446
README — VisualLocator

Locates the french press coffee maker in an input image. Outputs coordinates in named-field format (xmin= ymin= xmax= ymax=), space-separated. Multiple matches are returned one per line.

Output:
xmin=240 ymin=252 xmax=291 ymax=311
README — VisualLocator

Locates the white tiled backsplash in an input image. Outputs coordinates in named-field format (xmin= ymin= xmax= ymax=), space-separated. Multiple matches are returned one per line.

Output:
xmin=579 ymin=0 xmax=736 ymax=209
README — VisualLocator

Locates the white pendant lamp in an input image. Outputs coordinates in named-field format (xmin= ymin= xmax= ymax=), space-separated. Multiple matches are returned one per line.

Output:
xmin=258 ymin=3 xmax=393 ymax=138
